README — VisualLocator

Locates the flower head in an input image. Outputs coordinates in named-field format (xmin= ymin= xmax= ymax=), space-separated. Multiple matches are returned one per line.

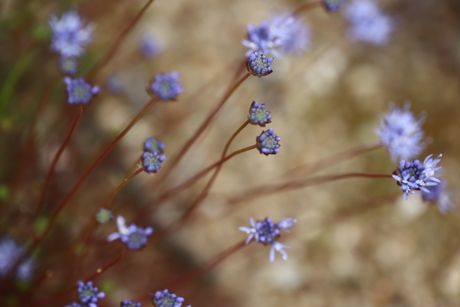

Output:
xmin=140 ymin=34 xmax=161 ymax=59
xmin=248 ymin=101 xmax=272 ymax=127
xmin=344 ymin=0 xmax=394 ymax=46
xmin=76 ymin=281 xmax=105 ymax=307
xmin=0 ymin=237 xmax=35 ymax=281
xmin=239 ymin=217 xmax=295 ymax=262
xmin=142 ymin=151 xmax=166 ymax=173
xmin=121 ymin=300 xmax=142 ymax=307
xmin=107 ymin=216 xmax=154 ymax=250
xmin=422 ymin=181 xmax=456 ymax=214
xmin=144 ymin=137 xmax=165 ymax=154
xmin=243 ymin=12 xmax=311 ymax=57
xmin=150 ymin=72 xmax=183 ymax=101
xmin=49 ymin=11 xmax=95 ymax=58
xmin=59 ymin=57 xmax=78 ymax=75
xmin=151 ymin=289 xmax=184 ymax=307
xmin=96 ymin=208 xmax=113 ymax=224
xmin=322 ymin=0 xmax=346 ymax=12
xmin=64 ymin=77 xmax=99 ymax=104
xmin=246 ymin=52 xmax=274 ymax=77
xmin=376 ymin=103 xmax=425 ymax=162
xmin=392 ymin=154 xmax=442 ymax=200
xmin=256 ymin=128 xmax=281 ymax=156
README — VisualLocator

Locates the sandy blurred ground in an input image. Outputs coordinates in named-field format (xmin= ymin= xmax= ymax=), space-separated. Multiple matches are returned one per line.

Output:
xmin=2 ymin=0 xmax=460 ymax=306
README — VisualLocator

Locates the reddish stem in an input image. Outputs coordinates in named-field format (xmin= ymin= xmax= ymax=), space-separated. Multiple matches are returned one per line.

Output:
xmin=294 ymin=1 xmax=323 ymax=14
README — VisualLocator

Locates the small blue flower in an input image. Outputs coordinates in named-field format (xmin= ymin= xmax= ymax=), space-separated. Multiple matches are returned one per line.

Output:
xmin=0 ymin=237 xmax=35 ymax=281
xmin=142 ymin=151 xmax=167 ymax=173
xmin=140 ymin=34 xmax=161 ymax=59
xmin=256 ymin=128 xmax=281 ymax=156
xmin=64 ymin=77 xmax=100 ymax=104
xmin=239 ymin=217 xmax=296 ymax=262
xmin=322 ymin=0 xmax=345 ymax=12
xmin=49 ymin=11 xmax=95 ymax=58
xmin=242 ymin=12 xmax=311 ymax=57
xmin=76 ymin=281 xmax=105 ymax=307
xmin=150 ymin=72 xmax=183 ymax=101
xmin=344 ymin=0 xmax=394 ymax=46
xmin=248 ymin=101 xmax=272 ymax=127
xmin=151 ymin=289 xmax=185 ymax=307
xmin=392 ymin=154 xmax=442 ymax=200
xmin=246 ymin=52 xmax=274 ymax=77
xmin=422 ymin=181 xmax=456 ymax=215
xmin=376 ymin=103 xmax=425 ymax=162
xmin=59 ymin=57 xmax=78 ymax=75
xmin=120 ymin=300 xmax=142 ymax=307
xmin=144 ymin=137 xmax=165 ymax=154
xmin=107 ymin=216 xmax=154 ymax=250
xmin=96 ymin=208 xmax=113 ymax=224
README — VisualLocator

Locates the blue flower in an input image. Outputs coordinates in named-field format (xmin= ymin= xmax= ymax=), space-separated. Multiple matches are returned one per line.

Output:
xmin=248 ymin=101 xmax=272 ymax=127
xmin=76 ymin=281 xmax=105 ymax=307
xmin=95 ymin=208 xmax=113 ymax=224
xmin=142 ymin=151 xmax=167 ymax=173
xmin=105 ymin=73 xmax=124 ymax=95
xmin=256 ymin=128 xmax=281 ymax=156
xmin=392 ymin=154 xmax=442 ymax=200
xmin=239 ymin=217 xmax=296 ymax=262
xmin=246 ymin=52 xmax=274 ymax=77
xmin=140 ymin=34 xmax=161 ymax=59
xmin=151 ymin=289 xmax=185 ymax=307
xmin=144 ymin=137 xmax=165 ymax=154
xmin=49 ymin=11 xmax=95 ymax=58
xmin=121 ymin=300 xmax=142 ymax=307
xmin=344 ymin=0 xmax=394 ymax=46
xmin=422 ymin=181 xmax=456 ymax=215
xmin=64 ymin=77 xmax=100 ymax=104
xmin=375 ymin=103 xmax=425 ymax=162
xmin=59 ymin=57 xmax=78 ymax=75
xmin=150 ymin=72 xmax=183 ymax=101
xmin=0 ymin=237 xmax=35 ymax=281
xmin=107 ymin=216 xmax=154 ymax=250
xmin=322 ymin=0 xmax=345 ymax=12
xmin=242 ymin=12 xmax=311 ymax=57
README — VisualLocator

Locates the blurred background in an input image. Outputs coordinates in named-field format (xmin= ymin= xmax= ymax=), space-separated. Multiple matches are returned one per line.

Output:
xmin=1 ymin=0 xmax=460 ymax=306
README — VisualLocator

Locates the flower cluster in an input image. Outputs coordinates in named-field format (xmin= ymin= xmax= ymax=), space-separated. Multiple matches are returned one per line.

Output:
xmin=107 ymin=216 xmax=154 ymax=250
xmin=144 ymin=137 xmax=165 ymax=154
xmin=151 ymin=289 xmax=190 ymax=307
xmin=150 ymin=72 xmax=183 ymax=101
xmin=239 ymin=217 xmax=296 ymax=262
xmin=248 ymin=101 xmax=272 ymax=126
xmin=121 ymin=300 xmax=142 ymax=307
xmin=65 ymin=281 xmax=105 ymax=307
xmin=344 ymin=0 xmax=394 ymax=46
xmin=246 ymin=52 xmax=274 ymax=77
xmin=256 ymin=128 xmax=281 ymax=156
xmin=64 ymin=77 xmax=100 ymax=105
xmin=95 ymin=208 xmax=113 ymax=224
xmin=392 ymin=154 xmax=442 ymax=200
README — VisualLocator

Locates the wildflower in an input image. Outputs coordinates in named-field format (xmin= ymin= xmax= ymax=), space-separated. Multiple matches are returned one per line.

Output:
xmin=96 ymin=208 xmax=113 ymax=224
xmin=150 ymin=72 xmax=183 ymax=101
xmin=0 ymin=237 xmax=34 ymax=281
xmin=76 ymin=281 xmax=105 ymax=307
xmin=246 ymin=52 xmax=274 ymax=77
xmin=376 ymin=103 xmax=425 ymax=162
xmin=107 ymin=216 xmax=153 ymax=250
xmin=248 ymin=101 xmax=272 ymax=127
xmin=64 ymin=77 xmax=100 ymax=104
xmin=242 ymin=12 xmax=311 ymax=57
xmin=105 ymin=73 xmax=124 ymax=94
xmin=59 ymin=57 xmax=78 ymax=75
xmin=151 ymin=289 xmax=185 ymax=307
xmin=322 ymin=0 xmax=345 ymax=12
xmin=392 ymin=154 xmax=442 ymax=200
xmin=142 ymin=151 xmax=167 ymax=173
xmin=422 ymin=181 xmax=456 ymax=214
xmin=344 ymin=0 xmax=394 ymax=46
xmin=256 ymin=128 xmax=281 ymax=156
xmin=144 ymin=137 xmax=165 ymax=154
xmin=140 ymin=34 xmax=161 ymax=59
xmin=239 ymin=217 xmax=296 ymax=262
xmin=121 ymin=300 xmax=142 ymax=307
xmin=49 ymin=10 xmax=95 ymax=58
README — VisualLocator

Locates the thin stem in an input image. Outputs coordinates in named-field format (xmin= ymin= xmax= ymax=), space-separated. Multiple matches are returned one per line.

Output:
xmin=229 ymin=172 xmax=393 ymax=205
xmin=88 ymin=0 xmax=157 ymax=79
xmin=104 ymin=167 xmax=143 ymax=209
xmin=84 ymin=248 xmax=127 ymax=282
xmin=156 ymin=72 xmax=251 ymax=187
xmin=35 ymin=105 xmax=84 ymax=214
xmin=294 ymin=1 xmax=323 ymax=15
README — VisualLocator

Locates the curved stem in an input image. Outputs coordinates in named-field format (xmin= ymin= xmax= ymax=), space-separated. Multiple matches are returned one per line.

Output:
xmin=104 ymin=167 xmax=143 ymax=209
xmin=35 ymin=105 xmax=84 ymax=214
xmin=88 ymin=0 xmax=157 ymax=79
xmin=84 ymin=248 xmax=127 ymax=282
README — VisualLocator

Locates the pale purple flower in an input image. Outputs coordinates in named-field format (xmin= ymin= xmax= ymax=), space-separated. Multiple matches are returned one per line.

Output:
xmin=0 ymin=237 xmax=35 ymax=281
xmin=107 ymin=216 xmax=153 ymax=250
xmin=422 ymin=181 xmax=456 ymax=214
xmin=140 ymin=34 xmax=161 ymax=59
xmin=256 ymin=128 xmax=281 ymax=156
xmin=76 ymin=281 xmax=105 ymax=307
xmin=150 ymin=72 xmax=183 ymax=101
xmin=64 ymin=77 xmax=99 ymax=104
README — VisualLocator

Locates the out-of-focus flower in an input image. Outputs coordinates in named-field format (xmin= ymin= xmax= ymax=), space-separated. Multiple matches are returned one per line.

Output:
xmin=49 ymin=11 xmax=95 ymax=58
xmin=76 ymin=281 xmax=105 ymax=307
xmin=105 ymin=73 xmax=124 ymax=95
xmin=59 ymin=57 xmax=78 ymax=75
xmin=256 ymin=128 xmax=281 ymax=156
xmin=0 ymin=237 xmax=35 ymax=281
xmin=322 ymin=0 xmax=346 ymax=12
xmin=392 ymin=154 xmax=442 ymax=200
xmin=150 ymin=72 xmax=183 ymax=101
xmin=422 ymin=181 xmax=456 ymax=214
xmin=140 ymin=34 xmax=161 ymax=59
xmin=143 ymin=137 xmax=165 ymax=154
xmin=107 ymin=216 xmax=154 ymax=250
xmin=96 ymin=208 xmax=113 ymax=224
xmin=64 ymin=77 xmax=99 ymax=104
xmin=121 ymin=300 xmax=142 ymax=307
